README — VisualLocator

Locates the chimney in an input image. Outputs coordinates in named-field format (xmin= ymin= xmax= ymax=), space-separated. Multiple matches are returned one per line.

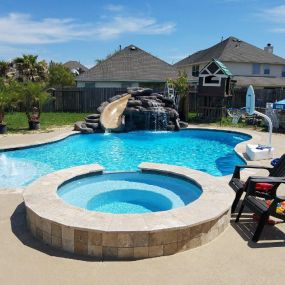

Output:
xmin=264 ymin=43 xmax=273 ymax=54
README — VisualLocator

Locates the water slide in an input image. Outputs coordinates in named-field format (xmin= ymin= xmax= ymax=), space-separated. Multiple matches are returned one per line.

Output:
xmin=100 ymin=94 xmax=131 ymax=131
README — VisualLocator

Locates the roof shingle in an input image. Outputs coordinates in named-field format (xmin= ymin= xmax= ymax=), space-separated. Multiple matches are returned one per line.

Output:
xmin=77 ymin=45 xmax=177 ymax=82
xmin=175 ymin=37 xmax=285 ymax=67
xmin=63 ymin=61 xmax=89 ymax=72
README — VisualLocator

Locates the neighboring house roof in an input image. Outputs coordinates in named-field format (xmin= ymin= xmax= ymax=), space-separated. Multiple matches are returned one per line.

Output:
xmin=175 ymin=37 xmax=285 ymax=68
xmin=233 ymin=76 xmax=285 ymax=88
xmin=77 ymin=45 xmax=177 ymax=82
xmin=63 ymin=61 xmax=89 ymax=72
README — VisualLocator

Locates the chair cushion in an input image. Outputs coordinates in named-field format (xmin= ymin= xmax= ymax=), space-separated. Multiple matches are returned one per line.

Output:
xmin=255 ymin=183 xmax=273 ymax=192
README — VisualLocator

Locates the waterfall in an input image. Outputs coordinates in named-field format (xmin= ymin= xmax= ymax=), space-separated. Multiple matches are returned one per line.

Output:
xmin=104 ymin=129 xmax=111 ymax=135
xmin=149 ymin=100 xmax=168 ymax=131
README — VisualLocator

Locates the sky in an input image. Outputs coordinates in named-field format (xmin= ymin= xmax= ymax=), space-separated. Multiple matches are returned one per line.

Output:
xmin=0 ymin=0 xmax=285 ymax=67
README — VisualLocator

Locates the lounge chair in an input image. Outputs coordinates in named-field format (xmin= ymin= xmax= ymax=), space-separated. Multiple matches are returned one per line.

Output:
xmin=229 ymin=154 xmax=285 ymax=213
xmin=235 ymin=177 xmax=285 ymax=242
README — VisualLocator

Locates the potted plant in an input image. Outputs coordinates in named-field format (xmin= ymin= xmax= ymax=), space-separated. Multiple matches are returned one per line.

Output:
xmin=18 ymin=82 xmax=51 ymax=130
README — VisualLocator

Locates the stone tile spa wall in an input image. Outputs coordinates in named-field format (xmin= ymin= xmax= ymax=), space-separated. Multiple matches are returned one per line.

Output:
xmin=24 ymin=163 xmax=233 ymax=260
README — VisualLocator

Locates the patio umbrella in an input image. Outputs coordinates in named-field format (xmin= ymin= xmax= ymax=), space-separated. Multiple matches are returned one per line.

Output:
xmin=273 ymin=99 xmax=285 ymax=110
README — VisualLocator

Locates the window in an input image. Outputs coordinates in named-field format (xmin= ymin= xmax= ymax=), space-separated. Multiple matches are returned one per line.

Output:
xmin=264 ymin=64 xmax=270 ymax=75
xmin=203 ymin=75 xmax=221 ymax=86
xmin=252 ymin=63 xmax=260 ymax=75
xmin=282 ymin=65 xmax=285 ymax=77
xmin=192 ymin=65 xmax=199 ymax=77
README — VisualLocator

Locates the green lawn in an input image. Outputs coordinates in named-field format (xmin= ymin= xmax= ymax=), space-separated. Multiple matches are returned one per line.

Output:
xmin=4 ymin=112 xmax=90 ymax=133
xmin=188 ymin=112 xmax=262 ymax=129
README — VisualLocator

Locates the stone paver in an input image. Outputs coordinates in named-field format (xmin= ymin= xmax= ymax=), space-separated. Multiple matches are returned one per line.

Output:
xmin=1 ymin=126 xmax=285 ymax=284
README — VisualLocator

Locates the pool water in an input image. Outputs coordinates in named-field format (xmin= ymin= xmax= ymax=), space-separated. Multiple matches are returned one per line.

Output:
xmin=58 ymin=172 xmax=202 ymax=214
xmin=0 ymin=129 xmax=250 ymax=188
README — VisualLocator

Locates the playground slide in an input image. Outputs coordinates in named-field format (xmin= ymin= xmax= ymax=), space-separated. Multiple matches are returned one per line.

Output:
xmin=100 ymin=94 xmax=131 ymax=131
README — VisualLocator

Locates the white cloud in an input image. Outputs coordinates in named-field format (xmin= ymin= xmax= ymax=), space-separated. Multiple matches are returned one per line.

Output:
xmin=104 ymin=4 xmax=124 ymax=12
xmin=260 ymin=5 xmax=285 ymax=34
xmin=0 ymin=13 xmax=175 ymax=45
xmin=96 ymin=16 xmax=175 ymax=40
xmin=262 ymin=5 xmax=285 ymax=23
xmin=271 ymin=28 xmax=285 ymax=33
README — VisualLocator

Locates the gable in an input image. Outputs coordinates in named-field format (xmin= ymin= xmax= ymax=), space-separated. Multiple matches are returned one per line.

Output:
xmin=199 ymin=59 xmax=232 ymax=78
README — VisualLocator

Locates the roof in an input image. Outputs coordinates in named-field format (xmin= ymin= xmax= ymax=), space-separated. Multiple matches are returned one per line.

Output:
xmin=175 ymin=37 xmax=285 ymax=67
xmin=214 ymin=59 xmax=232 ymax=76
xmin=233 ymin=76 xmax=285 ymax=88
xmin=200 ymin=59 xmax=232 ymax=77
xmin=63 ymin=61 xmax=89 ymax=72
xmin=77 ymin=45 xmax=177 ymax=82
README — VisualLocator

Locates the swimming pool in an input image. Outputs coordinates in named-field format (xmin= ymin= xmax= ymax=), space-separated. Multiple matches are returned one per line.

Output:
xmin=58 ymin=172 xmax=202 ymax=214
xmin=0 ymin=129 xmax=250 ymax=188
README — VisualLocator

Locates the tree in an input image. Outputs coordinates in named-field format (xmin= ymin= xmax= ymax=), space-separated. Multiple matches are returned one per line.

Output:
xmin=0 ymin=79 xmax=18 ymax=132
xmin=48 ymin=63 xmax=75 ymax=88
xmin=13 ymin=54 xmax=48 ymax=82
xmin=167 ymin=71 xmax=190 ymax=121
xmin=0 ymin=79 xmax=9 ymax=125
xmin=0 ymin=61 xmax=10 ymax=78
xmin=95 ymin=48 xmax=119 ymax=65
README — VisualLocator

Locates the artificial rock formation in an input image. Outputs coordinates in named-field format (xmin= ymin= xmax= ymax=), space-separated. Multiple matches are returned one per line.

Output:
xmin=74 ymin=88 xmax=187 ymax=133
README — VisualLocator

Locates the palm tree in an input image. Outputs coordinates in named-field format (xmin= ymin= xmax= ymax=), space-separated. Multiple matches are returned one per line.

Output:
xmin=17 ymin=81 xmax=52 ymax=129
xmin=13 ymin=55 xmax=48 ymax=82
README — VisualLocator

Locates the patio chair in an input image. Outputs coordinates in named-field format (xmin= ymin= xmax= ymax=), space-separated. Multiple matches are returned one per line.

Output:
xmin=235 ymin=177 xmax=285 ymax=242
xmin=229 ymin=154 xmax=285 ymax=213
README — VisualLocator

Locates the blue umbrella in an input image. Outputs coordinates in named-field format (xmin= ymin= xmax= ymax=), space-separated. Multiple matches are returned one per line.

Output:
xmin=273 ymin=99 xmax=285 ymax=110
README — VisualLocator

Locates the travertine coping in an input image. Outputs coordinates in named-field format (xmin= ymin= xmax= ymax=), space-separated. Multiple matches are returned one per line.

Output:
xmin=24 ymin=163 xmax=233 ymax=260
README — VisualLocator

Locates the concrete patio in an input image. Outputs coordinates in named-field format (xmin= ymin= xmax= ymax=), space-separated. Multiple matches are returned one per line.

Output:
xmin=0 ymin=126 xmax=285 ymax=285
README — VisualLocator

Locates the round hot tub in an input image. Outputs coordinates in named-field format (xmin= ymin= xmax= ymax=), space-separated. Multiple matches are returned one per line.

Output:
xmin=24 ymin=163 xmax=233 ymax=260
xmin=58 ymin=172 xmax=202 ymax=214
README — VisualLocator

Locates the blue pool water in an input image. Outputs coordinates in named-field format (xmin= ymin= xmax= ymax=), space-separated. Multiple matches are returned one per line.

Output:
xmin=58 ymin=172 xmax=202 ymax=214
xmin=0 ymin=129 xmax=250 ymax=188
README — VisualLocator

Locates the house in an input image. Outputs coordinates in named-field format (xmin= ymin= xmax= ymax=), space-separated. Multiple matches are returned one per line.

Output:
xmin=76 ymin=45 xmax=177 ymax=88
xmin=174 ymin=37 xmax=285 ymax=89
xmin=63 ymin=61 xmax=89 ymax=75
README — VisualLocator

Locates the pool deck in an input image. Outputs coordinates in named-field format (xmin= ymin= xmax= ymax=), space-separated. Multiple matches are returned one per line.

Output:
xmin=1 ymin=126 xmax=285 ymax=284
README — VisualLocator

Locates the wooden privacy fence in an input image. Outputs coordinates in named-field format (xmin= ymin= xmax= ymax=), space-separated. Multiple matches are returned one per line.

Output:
xmin=43 ymin=87 xmax=127 ymax=112
xmin=188 ymin=88 xmax=285 ymax=113
xmin=232 ymin=88 xmax=285 ymax=108
xmin=43 ymin=87 xmax=165 ymax=113
xmin=43 ymin=87 xmax=285 ymax=114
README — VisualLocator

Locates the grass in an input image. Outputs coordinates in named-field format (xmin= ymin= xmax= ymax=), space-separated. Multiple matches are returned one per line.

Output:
xmin=188 ymin=112 xmax=263 ymax=130
xmin=4 ymin=112 xmax=90 ymax=133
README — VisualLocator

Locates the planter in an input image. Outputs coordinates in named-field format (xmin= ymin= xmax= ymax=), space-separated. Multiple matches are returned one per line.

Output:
xmin=28 ymin=121 xmax=40 ymax=130
xmin=0 ymin=124 xmax=7 ymax=134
